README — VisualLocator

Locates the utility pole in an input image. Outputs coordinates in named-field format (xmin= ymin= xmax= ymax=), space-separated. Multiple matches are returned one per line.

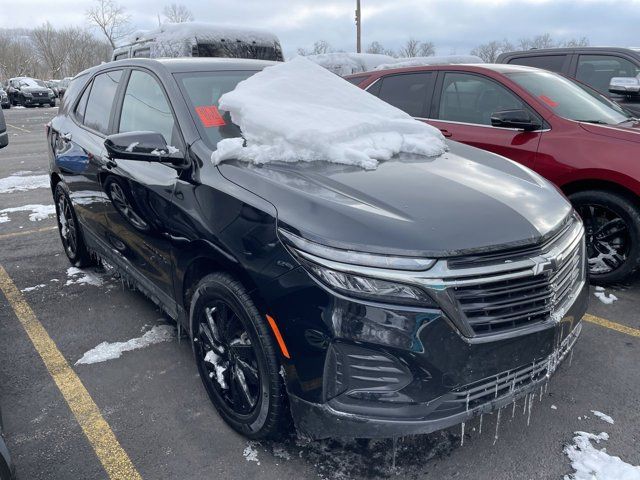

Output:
xmin=355 ymin=0 xmax=361 ymax=53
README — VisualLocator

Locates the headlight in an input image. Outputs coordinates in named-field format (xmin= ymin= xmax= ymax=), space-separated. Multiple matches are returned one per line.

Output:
xmin=48 ymin=90 xmax=54 ymax=97
xmin=23 ymin=92 xmax=32 ymax=97
xmin=279 ymin=229 xmax=438 ymax=307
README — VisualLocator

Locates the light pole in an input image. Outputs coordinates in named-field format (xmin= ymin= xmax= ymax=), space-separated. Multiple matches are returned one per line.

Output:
xmin=355 ymin=0 xmax=361 ymax=53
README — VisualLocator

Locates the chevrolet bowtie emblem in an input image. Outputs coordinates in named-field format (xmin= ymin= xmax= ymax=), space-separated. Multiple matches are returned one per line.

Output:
xmin=531 ymin=256 xmax=557 ymax=276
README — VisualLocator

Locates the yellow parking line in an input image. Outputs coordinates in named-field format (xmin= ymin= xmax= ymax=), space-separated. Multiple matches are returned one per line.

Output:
xmin=6 ymin=123 xmax=31 ymax=133
xmin=0 ymin=226 xmax=57 ymax=240
xmin=0 ymin=265 xmax=142 ymax=480
xmin=584 ymin=313 xmax=640 ymax=338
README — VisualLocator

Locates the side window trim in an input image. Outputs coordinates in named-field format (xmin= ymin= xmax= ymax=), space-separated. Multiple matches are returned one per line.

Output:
xmin=431 ymin=71 xmax=546 ymax=131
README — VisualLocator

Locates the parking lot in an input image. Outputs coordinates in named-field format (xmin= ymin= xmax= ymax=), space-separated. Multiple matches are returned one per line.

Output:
xmin=0 ymin=106 xmax=639 ymax=479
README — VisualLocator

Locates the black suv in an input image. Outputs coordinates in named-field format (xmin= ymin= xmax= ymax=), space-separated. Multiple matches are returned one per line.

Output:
xmin=497 ymin=47 xmax=640 ymax=116
xmin=47 ymin=58 xmax=588 ymax=440
xmin=6 ymin=77 xmax=56 ymax=107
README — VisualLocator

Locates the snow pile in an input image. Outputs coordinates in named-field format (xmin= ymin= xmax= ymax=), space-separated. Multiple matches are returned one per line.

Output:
xmin=75 ymin=324 xmax=176 ymax=365
xmin=591 ymin=410 xmax=615 ymax=424
xmin=564 ymin=431 xmax=640 ymax=480
xmin=0 ymin=204 xmax=55 ymax=222
xmin=304 ymin=52 xmax=397 ymax=75
xmin=374 ymin=55 xmax=483 ymax=71
xmin=65 ymin=267 xmax=105 ymax=287
xmin=243 ymin=443 xmax=260 ymax=464
xmin=119 ymin=22 xmax=280 ymax=58
xmin=0 ymin=173 xmax=50 ymax=193
xmin=594 ymin=286 xmax=617 ymax=305
xmin=212 ymin=57 xmax=447 ymax=170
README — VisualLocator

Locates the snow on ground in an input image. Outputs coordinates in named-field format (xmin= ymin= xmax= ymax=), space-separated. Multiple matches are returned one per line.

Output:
xmin=0 ymin=173 xmax=50 ymax=194
xmin=564 ymin=431 xmax=640 ymax=480
xmin=0 ymin=204 xmax=55 ymax=222
xmin=304 ymin=52 xmax=397 ymax=75
xmin=594 ymin=286 xmax=618 ymax=305
xmin=75 ymin=324 xmax=175 ymax=365
xmin=212 ymin=57 xmax=447 ymax=170
xmin=374 ymin=55 xmax=483 ymax=71
xmin=591 ymin=410 xmax=615 ymax=424
xmin=21 ymin=284 xmax=46 ymax=293
xmin=65 ymin=267 xmax=105 ymax=287
xmin=243 ymin=442 xmax=260 ymax=464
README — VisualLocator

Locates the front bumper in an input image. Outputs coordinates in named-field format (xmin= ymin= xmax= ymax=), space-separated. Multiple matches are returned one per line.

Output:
xmin=23 ymin=96 xmax=53 ymax=106
xmin=286 ymin=280 xmax=587 ymax=439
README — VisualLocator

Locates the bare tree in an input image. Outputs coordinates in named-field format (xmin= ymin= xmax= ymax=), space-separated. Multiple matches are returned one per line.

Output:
xmin=418 ymin=41 xmax=435 ymax=57
xmin=365 ymin=41 xmax=395 ymax=57
xmin=297 ymin=40 xmax=332 ymax=56
xmin=471 ymin=39 xmax=513 ymax=63
xmin=530 ymin=33 xmax=555 ymax=49
xmin=31 ymin=22 xmax=69 ymax=78
xmin=0 ymin=33 xmax=37 ymax=78
xmin=86 ymin=0 xmax=131 ymax=49
xmin=163 ymin=3 xmax=194 ymax=23
xmin=400 ymin=38 xmax=421 ymax=57
xmin=561 ymin=36 xmax=589 ymax=47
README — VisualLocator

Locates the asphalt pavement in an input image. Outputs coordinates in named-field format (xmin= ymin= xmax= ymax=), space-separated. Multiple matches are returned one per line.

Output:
xmin=0 ymin=106 xmax=638 ymax=480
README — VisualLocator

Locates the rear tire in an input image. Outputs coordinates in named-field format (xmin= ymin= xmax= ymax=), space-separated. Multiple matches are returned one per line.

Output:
xmin=190 ymin=273 xmax=288 ymax=440
xmin=570 ymin=189 xmax=640 ymax=284
xmin=54 ymin=183 xmax=94 ymax=267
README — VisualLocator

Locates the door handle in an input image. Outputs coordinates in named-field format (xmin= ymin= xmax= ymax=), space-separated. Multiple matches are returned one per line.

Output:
xmin=440 ymin=129 xmax=452 ymax=138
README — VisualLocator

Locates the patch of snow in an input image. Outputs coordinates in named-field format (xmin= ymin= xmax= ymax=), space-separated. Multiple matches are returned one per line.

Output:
xmin=212 ymin=57 xmax=447 ymax=170
xmin=551 ymin=405 xmax=558 ymax=410
xmin=65 ymin=267 xmax=105 ymax=287
xmin=0 ymin=173 xmax=50 ymax=194
xmin=304 ymin=52 xmax=397 ymax=76
xmin=374 ymin=55 xmax=483 ymax=71
xmin=591 ymin=410 xmax=614 ymax=424
xmin=125 ymin=142 xmax=139 ymax=152
xmin=564 ymin=431 xmax=640 ymax=480
xmin=150 ymin=148 xmax=166 ymax=156
xmin=594 ymin=290 xmax=618 ymax=305
xmin=166 ymin=145 xmax=180 ymax=154
xmin=243 ymin=442 xmax=260 ymax=464
xmin=0 ymin=214 xmax=9 ymax=223
xmin=0 ymin=204 xmax=55 ymax=222
xmin=204 ymin=350 xmax=228 ymax=389
xmin=75 ymin=324 xmax=175 ymax=365
xmin=21 ymin=284 xmax=46 ymax=292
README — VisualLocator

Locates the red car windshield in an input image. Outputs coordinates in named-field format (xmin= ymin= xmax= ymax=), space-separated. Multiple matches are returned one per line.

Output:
xmin=506 ymin=70 xmax=633 ymax=125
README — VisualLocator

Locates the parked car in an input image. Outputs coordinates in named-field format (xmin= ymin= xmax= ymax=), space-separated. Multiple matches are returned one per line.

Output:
xmin=111 ymin=22 xmax=284 ymax=62
xmin=48 ymin=58 xmax=586 ymax=440
xmin=56 ymin=77 xmax=72 ymax=99
xmin=0 ymin=405 xmax=15 ymax=480
xmin=0 ymin=108 xmax=7 ymax=149
xmin=6 ymin=77 xmax=56 ymax=107
xmin=0 ymin=88 xmax=9 ymax=109
xmin=348 ymin=64 xmax=640 ymax=283
xmin=45 ymin=80 xmax=60 ymax=97
xmin=497 ymin=47 xmax=640 ymax=117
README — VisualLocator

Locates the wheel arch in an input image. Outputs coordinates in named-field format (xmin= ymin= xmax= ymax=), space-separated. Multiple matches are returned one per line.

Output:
xmin=561 ymin=178 xmax=640 ymax=208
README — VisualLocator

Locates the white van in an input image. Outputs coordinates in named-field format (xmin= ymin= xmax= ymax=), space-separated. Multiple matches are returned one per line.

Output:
xmin=112 ymin=22 xmax=284 ymax=62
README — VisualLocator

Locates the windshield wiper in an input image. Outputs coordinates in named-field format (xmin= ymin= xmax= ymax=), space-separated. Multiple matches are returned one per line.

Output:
xmin=576 ymin=119 xmax=609 ymax=125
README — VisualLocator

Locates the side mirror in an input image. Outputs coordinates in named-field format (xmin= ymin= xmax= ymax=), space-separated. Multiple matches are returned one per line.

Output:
xmin=609 ymin=76 xmax=640 ymax=96
xmin=491 ymin=109 xmax=542 ymax=131
xmin=0 ymin=109 xmax=8 ymax=149
xmin=104 ymin=131 xmax=185 ymax=165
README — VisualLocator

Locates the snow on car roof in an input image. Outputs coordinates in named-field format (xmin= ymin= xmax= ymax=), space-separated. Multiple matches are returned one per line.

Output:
xmin=211 ymin=57 xmax=447 ymax=170
xmin=373 ymin=55 xmax=484 ymax=71
xmin=303 ymin=52 xmax=398 ymax=76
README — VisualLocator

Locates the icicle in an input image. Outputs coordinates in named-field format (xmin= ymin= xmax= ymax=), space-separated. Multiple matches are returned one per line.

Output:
xmin=544 ymin=380 xmax=549 ymax=394
xmin=539 ymin=385 xmax=543 ymax=402
xmin=392 ymin=437 xmax=397 ymax=469
xmin=493 ymin=408 xmax=502 ymax=445
xmin=527 ymin=393 xmax=534 ymax=426
xmin=523 ymin=392 xmax=528 ymax=415
xmin=569 ymin=349 xmax=574 ymax=366
xmin=512 ymin=398 xmax=517 ymax=419
xmin=479 ymin=414 xmax=483 ymax=435
xmin=460 ymin=422 xmax=465 ymax=447
xmin=495 ymin=378 xmax=499 ymax=398
xmin=465 ymin=392 xmax=470 ymax=412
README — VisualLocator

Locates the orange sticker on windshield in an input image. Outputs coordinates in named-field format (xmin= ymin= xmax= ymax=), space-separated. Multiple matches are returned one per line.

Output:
xmin=195 ymin=105 xmax=226 ymax=127
xmin=539 ymin=95 xmax=559 ymax=108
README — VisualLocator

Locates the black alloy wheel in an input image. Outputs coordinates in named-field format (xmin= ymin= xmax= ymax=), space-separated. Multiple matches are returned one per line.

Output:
xmin=190 ymin=273 xmax=288 ymax=439
xmin=571 ymin=190 xmax=640 ymax=284
xmin=54 ymin=184 xmax=93 ymax=267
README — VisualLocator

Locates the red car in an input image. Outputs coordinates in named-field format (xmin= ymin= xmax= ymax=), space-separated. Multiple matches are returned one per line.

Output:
xmin=347 ymin=64 xmax=640 ymax=284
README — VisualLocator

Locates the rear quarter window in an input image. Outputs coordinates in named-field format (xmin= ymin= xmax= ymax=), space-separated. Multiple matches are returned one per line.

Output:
xmin=83 ymin=70 xmax=122 ymax=135
xmin=59 ymin=73 xmax=89 ymax=113
xmin=508 ymin=55 xmax=567 ymax=73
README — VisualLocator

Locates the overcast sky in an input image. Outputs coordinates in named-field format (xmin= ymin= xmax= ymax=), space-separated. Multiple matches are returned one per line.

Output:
xmin=1 ymin=0 xmax=638 ymax=56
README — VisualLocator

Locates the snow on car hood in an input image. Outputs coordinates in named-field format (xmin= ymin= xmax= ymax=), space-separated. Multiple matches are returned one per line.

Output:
xmin=211 ymin=56 xmax=447 ymax=170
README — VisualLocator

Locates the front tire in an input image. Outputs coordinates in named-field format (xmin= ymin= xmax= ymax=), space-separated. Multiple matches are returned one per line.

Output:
xmin=54 ymin=183 xmax=94 ymax=267
xmin=570 ymin=190 xmax=640 ymax=284
xmin=190 ymin=273 xmax=288 ymax=439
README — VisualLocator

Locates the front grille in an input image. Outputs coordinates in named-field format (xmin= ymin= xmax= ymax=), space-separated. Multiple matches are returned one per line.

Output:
xmin=449 ymin=217 xmax=585 ymax=336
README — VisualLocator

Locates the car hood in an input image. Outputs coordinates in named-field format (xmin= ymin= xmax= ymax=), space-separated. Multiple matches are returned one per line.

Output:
xmin=218 ymin=141 xmax=572 ymax=257
xmin=579 ymin=120 xmax=640 ymax=144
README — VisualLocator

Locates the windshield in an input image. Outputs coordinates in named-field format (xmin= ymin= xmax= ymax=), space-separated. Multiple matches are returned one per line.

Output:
xmin=175 ymin=70 xmax=258 ymax=149
xmin=505 ymin=70 xmax=633 ymax=125
xmin=19 ymin=78 xmax=46 ymax=88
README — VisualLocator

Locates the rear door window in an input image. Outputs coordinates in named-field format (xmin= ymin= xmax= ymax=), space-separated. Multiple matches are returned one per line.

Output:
xmin=576 ymin=55 xmax=640 ymax=95
xmin=83 ymin=70 xmax=123 ymax=135
xmin=74 ymin=82 xmax=92 ymax=123
xmin=376 ymin=72 xmax=434 ymax=117
xmin=508 ymin=55 xmax=568 ymax=73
